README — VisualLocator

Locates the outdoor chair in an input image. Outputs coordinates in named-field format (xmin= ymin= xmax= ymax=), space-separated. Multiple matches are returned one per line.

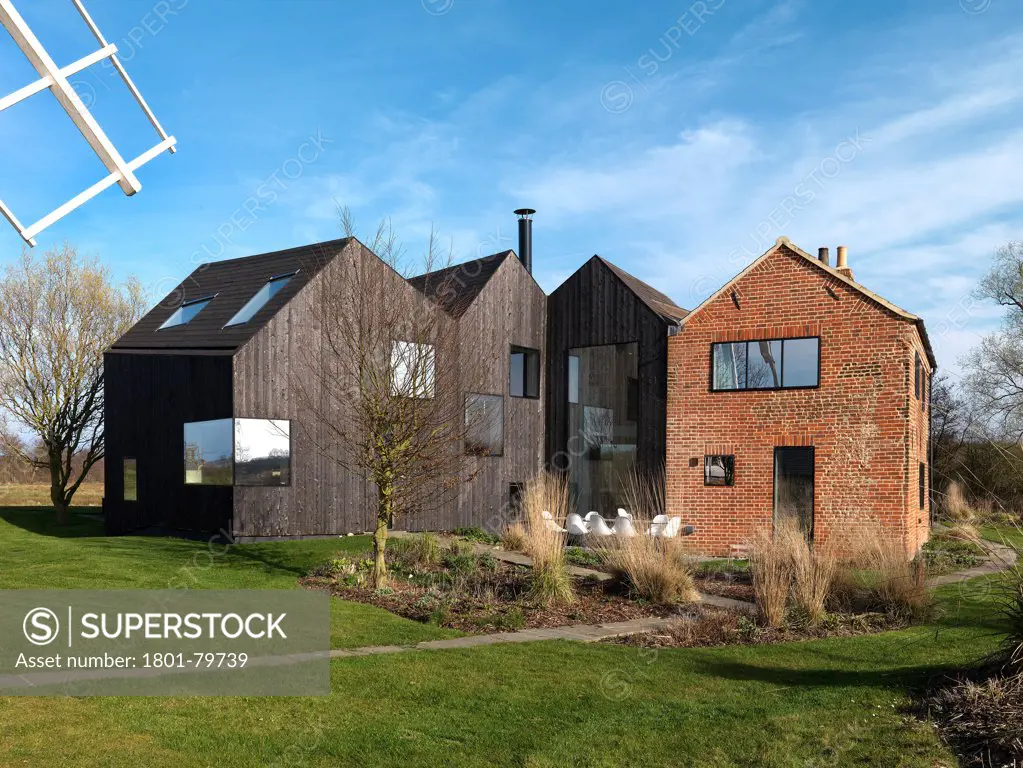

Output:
xmin=647 ymin=514 xmax=669 ymax=537
xmin=541 ymin=510 xmax=567 ymax=533
xmin=612 ymin=516 xmax=637 ymax=537
xmin=584 ymin=511 xmax=614 ymax=536
xmin=566 ymin=513 xmax=589 ymax=536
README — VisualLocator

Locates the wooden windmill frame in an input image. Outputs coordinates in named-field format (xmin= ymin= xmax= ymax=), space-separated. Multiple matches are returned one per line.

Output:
xmin=0 ymin=0 xmax=176 ymax=246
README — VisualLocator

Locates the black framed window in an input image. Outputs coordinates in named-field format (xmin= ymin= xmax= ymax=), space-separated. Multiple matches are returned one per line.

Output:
xmin=509 ymin=483 xmax=524 ymax=515
xmin=465 ymin=394 xmax=504 ymax=456
xmin=919 ymin=463 xmax=926 ymax=509
xmin=704 ymin=455 xmax=734 ymax=486
xmin=711 ymin=337 xmax=819 ymax=391
xmin=914 ymin=352 xmax=921 ymax=399
xmin=510 ymin=346 xmax=540 ymax=398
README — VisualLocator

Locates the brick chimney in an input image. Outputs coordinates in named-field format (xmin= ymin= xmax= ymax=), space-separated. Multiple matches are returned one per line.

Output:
xmin=836 ymin=245 xmax=853 ymax=280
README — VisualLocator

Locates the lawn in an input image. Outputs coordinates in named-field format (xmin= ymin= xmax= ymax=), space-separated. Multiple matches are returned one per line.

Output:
xmin=0 ymin=506 xmax=1014 ymax=767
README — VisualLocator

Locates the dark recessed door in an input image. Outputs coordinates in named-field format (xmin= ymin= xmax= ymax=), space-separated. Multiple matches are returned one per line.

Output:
xmin=773 ymin=447 xmax=815 ymax=538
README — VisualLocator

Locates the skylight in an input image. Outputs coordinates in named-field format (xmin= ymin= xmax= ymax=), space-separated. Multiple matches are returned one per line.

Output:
xmin=158 ymin=296 xmax=215 ymax=330
xmin=224 ymin=272 xmax=296 ymax=327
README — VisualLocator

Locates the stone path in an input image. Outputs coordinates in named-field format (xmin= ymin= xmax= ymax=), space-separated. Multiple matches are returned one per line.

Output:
xmin=329 ymin=615 xmax=682 ymax=658
xmin=927 ymin=541 xmax=1017 ymax=587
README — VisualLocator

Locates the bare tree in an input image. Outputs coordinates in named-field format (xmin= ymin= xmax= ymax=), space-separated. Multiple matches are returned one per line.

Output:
xmin=295 ymin=209 xmax=485 ymax=587
xmin=965 ymin=241 xmax=1023 ymax=437
xmin=0 ymin=245 xmax=145 ymax=523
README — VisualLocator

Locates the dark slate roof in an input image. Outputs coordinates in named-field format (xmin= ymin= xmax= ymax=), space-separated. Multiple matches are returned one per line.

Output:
xmin=111 ymin=238 xmax=350 ymax=352
xmin=407 ymin=250 xmax=513 ymax=318
xmin=596 ymin=256 xmax=689 ymax=322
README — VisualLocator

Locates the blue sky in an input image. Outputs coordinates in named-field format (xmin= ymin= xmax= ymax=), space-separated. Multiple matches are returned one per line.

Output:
xmin=1 ymin=0 xmax=1021 ymax=377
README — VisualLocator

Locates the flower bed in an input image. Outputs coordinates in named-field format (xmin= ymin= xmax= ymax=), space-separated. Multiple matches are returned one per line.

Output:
xmin=301 ymin=538 xmax=693 ymax=633
xmin=606 ymin=605 xmax=903 ymax=649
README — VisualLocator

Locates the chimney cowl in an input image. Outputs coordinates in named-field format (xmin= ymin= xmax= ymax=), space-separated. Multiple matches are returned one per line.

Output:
xmin=514 ymin=208 xmax=535 ymax=274
xmin=818 ymin=247 xmax=830 ymax=265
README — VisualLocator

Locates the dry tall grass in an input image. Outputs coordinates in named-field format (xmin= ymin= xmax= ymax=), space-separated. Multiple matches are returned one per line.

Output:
xmin=747 ymin=525 xmax=797 ymax=627
xmin=501 ymin=522 xmax=528 ymax=553
xmin=789 ymin=530 xmax=837 ymax=624
xmin=522 ymin=473 xmax=574 ymax=605
xmin=595 ymin=471 xmax=697 ymax=605
xmin=834 ymin=525 xmax=931 ymax=619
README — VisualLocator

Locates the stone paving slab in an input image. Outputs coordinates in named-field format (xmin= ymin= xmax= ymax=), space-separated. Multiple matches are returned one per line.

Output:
xmin=927 ymin=541 xmax=1017 ymax=587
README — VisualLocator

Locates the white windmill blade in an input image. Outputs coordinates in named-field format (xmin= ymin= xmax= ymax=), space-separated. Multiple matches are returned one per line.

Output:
xmin=0 ymin=0 xmax=176 ymax=246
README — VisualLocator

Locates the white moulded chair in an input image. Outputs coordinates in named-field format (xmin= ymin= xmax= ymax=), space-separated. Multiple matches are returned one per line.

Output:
xmin=541 ymin=510 xmax=567 ymax=533
xmin=661 ymin=516 xmax=683 ymax=538
xmin=584 ymin=511 xmax=614 ymax=536
xmin=617 ymin=508 xmax=632 ymax=520
xmin=566 ymin=513 xmax=590 ymax=536
xmin=612 ymin=516 xmax=637 ymax=537
xmin=648 ymin=514 xmax=669 ymax=537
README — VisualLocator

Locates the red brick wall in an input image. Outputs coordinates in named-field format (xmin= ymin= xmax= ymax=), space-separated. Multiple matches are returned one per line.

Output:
xmin=666 ymin=245 xmax=931 ymax=558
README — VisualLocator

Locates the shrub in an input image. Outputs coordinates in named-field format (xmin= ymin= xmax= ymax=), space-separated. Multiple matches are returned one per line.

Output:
xmin=789 ymin=530 xmax=837 ymax=625
xmin=922 ymin=534 xmax=985 ymax=574
xmin=925 ymin=675 xmax=1023 ymax=767
xmin=522 ymin=473 xmax=575 ymax=606
xmin=442 ymin=540 xmax=478 ymax=576
xmin=595 ymin=470 xmax=697 ymax=605
xmin=501 ymin=522 xmax=528 ymax=552
xmin=454 ymin=526 xmax=500 ymax=545
xmin=566 ymin=546 xmax=602 ymax=569
xmin=388 ymin=533 xmax=440 ymax=570
xmin=747 ymin=525 xmax=797 ymax=628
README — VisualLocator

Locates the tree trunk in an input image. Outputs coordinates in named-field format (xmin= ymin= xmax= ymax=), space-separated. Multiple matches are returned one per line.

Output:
xmin=372 ymin=486 xmax=392 ymax=588
xmin=48 ymin=451 xmax=69 ymax=526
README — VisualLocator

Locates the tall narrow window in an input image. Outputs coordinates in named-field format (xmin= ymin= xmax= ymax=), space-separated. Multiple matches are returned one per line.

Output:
xmin=919 ymin=463 xmax=926 ymax=509
xmin=123 ymin=458 xmax=137 ymax=501
xmin=159 ymin=295 xmax=215 ymax=330
xmin=568 ymin=355 xmax=580 ymax=404
xmin=225 ymin=272 xmax=296 ymax=327
xmin=510 ymin=346 xmax=540 ymax=398
xmin=914 ymin=353 xmax=921 ymax=399
xmin=390 ymin=341 xmax=435 ymax=399
xmin=465 ymin=394 xmax=504 ymax=456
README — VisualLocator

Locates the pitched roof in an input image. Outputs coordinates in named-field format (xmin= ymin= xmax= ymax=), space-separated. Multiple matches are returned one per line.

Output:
xmin=595 ymin=256 xmax=689 ymax=322
xmin=679 ymin=237 xmax=937 ymax=368
xmin=111 ymin=238 xmax=350 ymax=352
xmin=408 ymin=250 xmax=513 ymax=318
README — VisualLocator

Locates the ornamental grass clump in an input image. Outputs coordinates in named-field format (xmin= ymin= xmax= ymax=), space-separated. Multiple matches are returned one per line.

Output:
xmin=522 ymin=473 xmax=575 ymax=606
xmin=747 ymin=524 xmax=797 ymax=628
xmin=788 ymin=525 xmax=837 ymax=625
xmin=501 ymin=521 xmax=528 ymax=552
xmin=595 ymin=471 xmax=697 ymax=605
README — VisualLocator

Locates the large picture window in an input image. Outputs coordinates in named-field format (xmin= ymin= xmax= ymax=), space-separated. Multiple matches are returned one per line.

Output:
xmin=235 ymin=419 xmax=291 ymax=486
xmin=711 ymin=337 xmax=819 ymax=391
xmin=510 ymin=346 xmax=540 ymax=398
xmin=391 ymin=341 xmax=435 ymax=399
xmin=184 ymin=418 xmax=291 ymax=487
xmin=184 ymin=419 xmax=234 ymax=486
xmin=465 ymin=394 xmax=504 ymax=457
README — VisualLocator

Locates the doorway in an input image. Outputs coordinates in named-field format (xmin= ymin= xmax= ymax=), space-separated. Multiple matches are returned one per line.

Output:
xmin=773 ymin=447 xmax=814 ymax=538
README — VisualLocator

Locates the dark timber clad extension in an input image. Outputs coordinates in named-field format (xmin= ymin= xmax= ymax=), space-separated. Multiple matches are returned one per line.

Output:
xmin=105 ymin=223 xmax=688 ymax=537
xmin=546 ymin=256 xmax=688 ymax=512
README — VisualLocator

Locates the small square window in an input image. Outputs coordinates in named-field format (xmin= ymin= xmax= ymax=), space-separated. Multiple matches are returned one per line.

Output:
xmin=704 ymin=455 xmax=735 ymax=486
xmin=510 ymin=346 xmax=540 ymax=398
xmin=123 ymin=458 xmax=137 ymax=501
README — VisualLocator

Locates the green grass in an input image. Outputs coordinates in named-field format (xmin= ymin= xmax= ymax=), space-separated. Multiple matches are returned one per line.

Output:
xmin=982 ymin=523 xmax=1023 ymax=550
xmin=0 ymin=506 xmax=1014 ymax=767
xmin=0 ymin=507 xmax=459 ymax=650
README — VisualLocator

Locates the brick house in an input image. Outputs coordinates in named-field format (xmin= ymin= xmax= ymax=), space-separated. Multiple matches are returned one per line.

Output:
xmin=665 ymin=237 xmax=935 ymax=557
